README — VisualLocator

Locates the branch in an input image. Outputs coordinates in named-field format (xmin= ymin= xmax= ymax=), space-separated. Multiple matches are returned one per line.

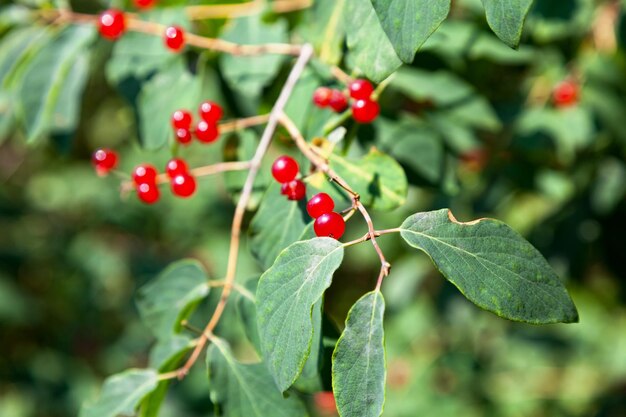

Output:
xmin=175 ymin=44 xmax=314 ymax=379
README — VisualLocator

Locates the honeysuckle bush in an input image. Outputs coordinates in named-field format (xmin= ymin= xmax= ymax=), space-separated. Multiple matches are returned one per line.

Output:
xmin=1 ymin=0 xmax=626 ymax=417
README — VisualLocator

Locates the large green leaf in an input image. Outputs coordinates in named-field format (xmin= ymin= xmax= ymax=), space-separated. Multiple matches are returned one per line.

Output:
xmin=399 ymin=209 xmax=579 ymax=324
xmin=235 ymin=278 xmax=261 ymax=354
xmin=370 ymin=0 xmax=451 ymax=63
xmin=257 ymin=238 xmax=344 ymax=392
xmin=80 ymin=369 xmax=159 ymax=417
xmin=481 ymin=0 xmax=534 ymax=48
xmin=136 ymin=259 xmax=210 ymax=340
xmin=207 ymin=338 xmax=308 ymax=417
xmin=298 ymin=0 xmax=345 ymax=65
xmin=248 ymin=182 xmax=309 ymax=270
xmin=344 ymin=0 xmax=401 ymax=82
xmin=332 ymin=291 xmax=386 ymax=417
xmin=220 ymin=14 xmax=288 ymax=98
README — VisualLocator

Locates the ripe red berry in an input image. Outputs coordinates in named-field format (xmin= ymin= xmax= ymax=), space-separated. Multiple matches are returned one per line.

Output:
xmin=329 ymin=89 xmax=348 ymax=112
xmin=349 ymin=79 xmax=374 ymax=100
xmin=132 ymin=164 xmax=158 ymax=185
xmin=283 ymin=179 xmax=306 ymax=201
xmin=137 ymin=182 xmax=160 ymax=204
xmin=92 ymin=148 xmax=118 ymax=176
xmin=134 ymin=0 xmax=156 ymax=9
xmin=314 ymin=212 xmax=346 ymax=239
xmin=171 ymin=174 xmax=197 ymax=197
xmin=553 ymin=81 xmax=579 ymax=108
xmin=271 ymin=156 xmax=299 ymax=183
xmin=98 ymin=9 xmax=126 ymax=40
xmin=280 ymin=182 xmax=289 ymax=195
xmin=166 ymin=158 xmax=189 ymax=178
xmin=199 ymin=101 xmax=223 ymax=123
xmin=307 ymin=193 xmax=334 ymax=218
xmin=175 ymin=128 xmax=192 ymax=144
xmin=164 ymin=26 xmax=185 ymax=52
xmin=352 ymin=99 xmax=380 ymax=123
xmin=171 ymin=110 xmax=192 ymax=129
xmin=195 ymin=120 xmax=219 ymax=143
xmin=313 ymin=87 xmax=332 ymax=108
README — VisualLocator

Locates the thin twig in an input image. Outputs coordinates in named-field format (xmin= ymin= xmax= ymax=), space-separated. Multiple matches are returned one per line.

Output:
xmin=175 ymin=44 xmax=314 ymax=379
xmin=207 ymin=280 xmax=256 ymax=301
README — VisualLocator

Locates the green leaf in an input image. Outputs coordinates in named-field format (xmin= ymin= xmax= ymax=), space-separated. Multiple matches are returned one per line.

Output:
xmin=298 ymin=0 xmax=345 ymax=65
xmin=370 ymin=0 xmax=451 ymax=63
xmin=223 ymin=129 xmax=267 ymax=209
xmin=332 ymin=291 xmax=386 ymax=417
xmin=220 ymin=15 xmax=288 ymax=98
xmin=207 ymin=338 xmax=308 ymax=417
xmin=17 ymin=25 xmax=94 ymax=143
xmin=399 ymin=209 xmax=579 ymax=324
xmin=136 ymin=259 xmax=210 ymax=340
xmin=481 ymin=0 xmax=534 ymax=48
xmin=257 ymin=238 xmax=344 ymax=392
xmin=294 ymin=298 xmax=323 ymax=393
xmin=249 ymin=182 xmax=309 ymax=270
xmin=235 ymin=278 xmax=261 ymax=354
xmin=344 ymin=0 xmax=402 ymax=82
xmin=80 ymin=369 xmax=159 ymax=417
xmin=50 ymin=53 xmax=89 ymax=134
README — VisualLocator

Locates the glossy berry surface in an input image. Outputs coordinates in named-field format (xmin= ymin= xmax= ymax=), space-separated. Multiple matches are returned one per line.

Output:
xmin=164 ymin=26 xmax=185 ymax=52
xmin=553 ymin=81 xmax=579 ymax=108
xmin=313 ymin=87 xmax=332 ymax=108
xmin=166 ymin=158 xmax=189 ymax=178
xmin=314 ymin=212 xmax=346 ymax=239
xmin=171 ymin=110 xmax=192 ymax=129
xmin=329 ymin=89 xmax=348 ymax=112
xmin=92 ymin=148 xmax=118 ymax=176
xmin=195 ymin=120 xmax=219 ymax=143
xmin=175 ymin=128 xmax=192 ymax=144
xmin=307 ymin=193 xmax=334 ymax=218
xmin=134 ymin=0 xmax=156 ymax=8
xmin=352 ymin=99 xmax=380 ymax=123
xmin=199 ymin=101 xmax=223 ymax=122
xmin=132 ymin=164 xmax=158 ymax=185
xmin=283 ymin=179 xmax=306 ymax=201
xmin=98 ymin=9 xmax=126 ymax=40
xmin=137 ymin=182 xmax=160 ymax=204
xmin=280 ymin=182 xmax=289 ymax=195
xmin=271 ymin=156 xmax=299 ymax=183
xmin=171 ymin=174 xmax=197 ymax=197
xmin=349 ymin=79 xmax=374 ymax=100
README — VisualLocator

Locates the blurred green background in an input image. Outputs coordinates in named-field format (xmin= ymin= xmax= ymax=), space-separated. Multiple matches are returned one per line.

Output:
xmin=1 ymin=0 xmax=626 ymax=416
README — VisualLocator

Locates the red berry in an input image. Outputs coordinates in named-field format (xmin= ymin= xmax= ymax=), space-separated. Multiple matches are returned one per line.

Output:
xmin=132 ymin=164 xmax=158 ymax=185
xmin=171 ymin=110 xmax=192 ymax=129
xmin=92 ymin=148 xmax=118 ymax=176
xmin=313 ymin=392 xmax=337 ymax=414
xmin=199 ymin=101 xmax=223 ymax=123
xmin=171 ymin=174 xmax=197 ymax=197
xmin=134 ymin=0 xmax=156 ymax=9
xmin=313 ymin=87 xmax=332 ymax=108
xmin=98 ymin=9 xmax=126 ymax=40
xmin=175 ymin=128 xmax=192 ymax=144
xmin=307 ymin=193 xmax=334 ymax=218
xmin=280 ymin=182 xmax=289 ymax=195
xmin=553 ymin=81 xmax=579 ymax=108
xmin=166 ymin=158 xmax=189 ymax=178
xmin=352 ymin=99 xmax=380 ymax=123
xmin=137 ymin=182 xmax=160 ymax=204
xmin=329 ymin=89 xmax=348 ymax=112
xmin=195 ymin=120 xmax=219 ymax=143
xmin=314 ymin=212 xmax=345 ymax=239
xmin=164 ymin=26 xmax=185 ymax=52
xmin=283 ymin=179 xmax=306 ymax=201
xmin=349 ymin=79 xmax=374 ymax=100
xmin=271 ymin=156 xmax=299 ymax=183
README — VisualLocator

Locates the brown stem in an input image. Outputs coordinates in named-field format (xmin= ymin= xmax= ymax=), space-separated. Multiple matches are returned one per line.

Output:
xmin=175 ymin=44 xmax=314 ymax=379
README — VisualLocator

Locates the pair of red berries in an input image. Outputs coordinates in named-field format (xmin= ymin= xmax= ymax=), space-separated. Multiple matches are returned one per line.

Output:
xmin=132 ymin=159 xmax=197 ymax=204
xmin=307 ymin=193 xmax=345 ymax=240
xmin=92 ymin=148 xmax=118 ymax=176
xmin=313 ymin=79 xmax=380 ymax=124
xmin=272 ymin=156 xmax=306 ymax=200
xmin=172 ymin=101 xmax=223 ymax=145
xmin=552 ymin=80 xmax=579 ymax=108
xmin=98 ymin=9 xmax=185 ymax=52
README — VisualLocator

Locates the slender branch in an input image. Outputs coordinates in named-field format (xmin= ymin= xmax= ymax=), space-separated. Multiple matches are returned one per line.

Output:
xmin=219 ymin=113 xmax=271 ymax=134
xmin=330 ymin=65 xmax=353 ymax=84
xmin=175 ymin=44 xmax=314 ymax=379
xmin=356 ymin=201 xmax=390 ymax=291
xmin=342 ymin=228 xmax=401 ymax=247
xmin=207 ymin=280 xmax=255 ymax=301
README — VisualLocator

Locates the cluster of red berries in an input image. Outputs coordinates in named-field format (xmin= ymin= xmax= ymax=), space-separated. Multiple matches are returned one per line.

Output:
xmin=98 ymin=8 xmax=185 ymax=52
xmin=313 ymin=79 xmax=380 ymax=123
xmin=271 ymin=156 xmax=306 ymax=201
xmin=307 ymin=192 xmax=345 ymax=240
xmin=552 ymin=80 xmax=579 ymax=108
xmin=172 ymin=101 xmax=223 ymax=145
